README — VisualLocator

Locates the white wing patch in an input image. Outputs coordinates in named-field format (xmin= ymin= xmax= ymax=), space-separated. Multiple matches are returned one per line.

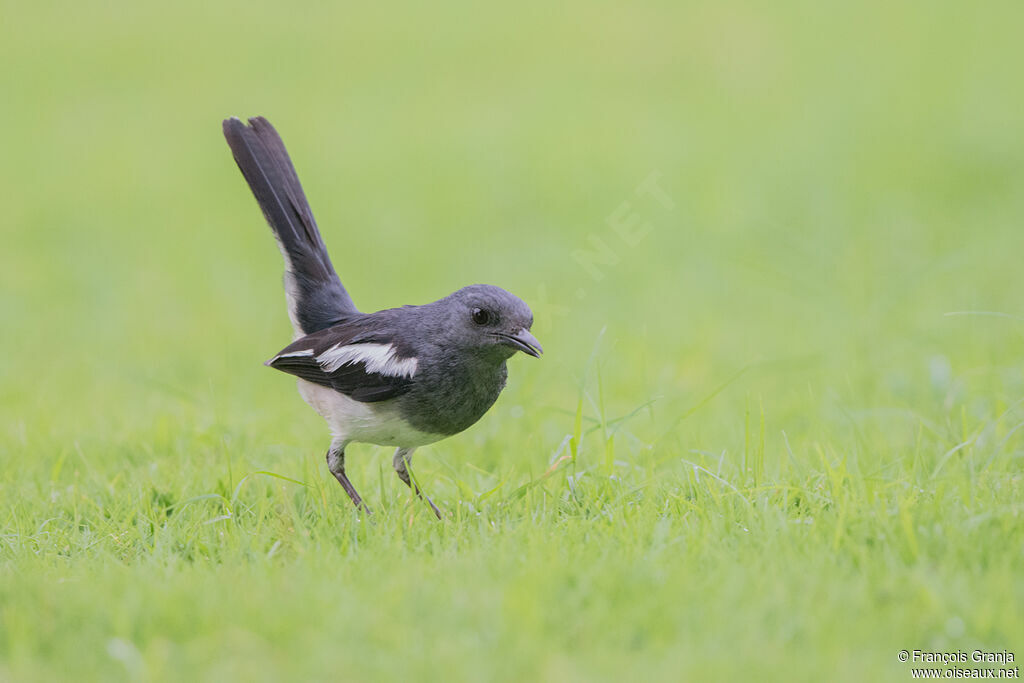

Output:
xmin=275 ymin=349 xmax=314 ymax=358
xmin=316 ymin=343 xmax=419 ymax=378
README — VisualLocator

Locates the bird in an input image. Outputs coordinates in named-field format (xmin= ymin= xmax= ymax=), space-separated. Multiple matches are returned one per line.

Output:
xmin=222 ymin=116 xmax=542 ymax=519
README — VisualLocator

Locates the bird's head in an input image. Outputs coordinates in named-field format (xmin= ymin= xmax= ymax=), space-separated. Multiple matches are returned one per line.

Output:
xmin=439 ymin=284 xmax=542 ymax=361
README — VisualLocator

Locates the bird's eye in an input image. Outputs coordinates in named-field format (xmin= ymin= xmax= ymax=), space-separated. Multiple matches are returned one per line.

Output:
xmin=471 ymin=308 xmax=491 ymax=325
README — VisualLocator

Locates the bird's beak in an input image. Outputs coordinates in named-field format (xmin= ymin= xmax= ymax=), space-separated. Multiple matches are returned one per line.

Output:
xmin=494 ymin=329 xmax=543 ymax=358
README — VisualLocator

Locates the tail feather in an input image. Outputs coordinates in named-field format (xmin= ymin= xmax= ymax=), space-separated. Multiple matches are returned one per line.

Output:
xmin=223 ymin=116 xmax=358 ymax=335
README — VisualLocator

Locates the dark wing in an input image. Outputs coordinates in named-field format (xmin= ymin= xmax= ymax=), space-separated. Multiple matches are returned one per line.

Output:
xmin=265 ymin=321 xmax=417 ymax=403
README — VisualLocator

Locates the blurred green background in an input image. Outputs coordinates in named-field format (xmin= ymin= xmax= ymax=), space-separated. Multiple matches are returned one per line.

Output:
xmin=1 ymin=1 xmax=1023 ymax=681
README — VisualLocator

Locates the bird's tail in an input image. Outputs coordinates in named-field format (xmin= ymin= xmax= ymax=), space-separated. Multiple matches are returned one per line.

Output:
xmin=223 ymin=116 xmax=358 ymax=336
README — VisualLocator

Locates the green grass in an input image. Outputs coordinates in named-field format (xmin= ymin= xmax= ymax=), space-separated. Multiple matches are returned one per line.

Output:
xmin=2 ymin=1 xmax=1024 ymax=681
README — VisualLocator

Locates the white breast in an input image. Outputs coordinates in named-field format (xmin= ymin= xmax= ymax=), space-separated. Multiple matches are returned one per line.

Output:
xmin=296 ymin=379 xmax=443 ymax=448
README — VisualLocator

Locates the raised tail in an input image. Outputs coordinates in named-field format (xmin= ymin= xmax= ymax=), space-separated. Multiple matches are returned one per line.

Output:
xmin=223 ymin=116 xmax=358 ymax=336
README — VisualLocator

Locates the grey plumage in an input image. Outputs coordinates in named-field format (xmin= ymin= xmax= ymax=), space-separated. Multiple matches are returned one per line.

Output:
xmin=223 ymin=116 xmax=542 ymax=518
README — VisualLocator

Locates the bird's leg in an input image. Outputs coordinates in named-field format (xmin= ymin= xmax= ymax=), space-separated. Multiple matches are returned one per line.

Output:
xmin=326 ymin=439 xmax=371 ymax=515
xmin=393 ymin=447 xmax=442 ymax=519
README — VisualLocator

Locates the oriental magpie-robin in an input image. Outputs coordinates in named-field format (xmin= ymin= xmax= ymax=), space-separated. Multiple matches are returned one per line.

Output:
xmin=222 ymin=116 xmax=542 ymax=518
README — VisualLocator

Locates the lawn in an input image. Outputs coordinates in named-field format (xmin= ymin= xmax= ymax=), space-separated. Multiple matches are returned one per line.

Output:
xmin=1 ymin=1 xmax=1023 ymax=681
